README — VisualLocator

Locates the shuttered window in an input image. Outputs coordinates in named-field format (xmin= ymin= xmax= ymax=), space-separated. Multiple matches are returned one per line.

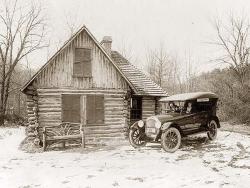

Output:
xmin=86 ymin=95 xmax=104 ymax=125
xmin=73 ymin=48 xmax=92 ymax=77
xmin=62 ymin=95 xmax=81 ymax=123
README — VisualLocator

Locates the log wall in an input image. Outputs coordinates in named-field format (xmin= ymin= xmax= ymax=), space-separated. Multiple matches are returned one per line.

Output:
xmin=36 ymin=88 xmax=128 ymax=145
xmin=142 ymin=96 xmax=156 ymax=120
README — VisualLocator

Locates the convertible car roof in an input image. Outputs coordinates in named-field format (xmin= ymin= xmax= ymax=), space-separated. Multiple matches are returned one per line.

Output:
xmin=159 ymin=92 xmax=218 ymax=102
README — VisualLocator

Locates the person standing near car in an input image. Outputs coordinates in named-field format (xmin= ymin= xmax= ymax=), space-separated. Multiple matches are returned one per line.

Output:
xmin=186 ymin=102 xmax=192 ymax=113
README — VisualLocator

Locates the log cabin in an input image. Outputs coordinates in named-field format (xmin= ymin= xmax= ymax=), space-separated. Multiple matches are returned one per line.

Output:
xmin=21 ymin=26 xmax=168 ymax=147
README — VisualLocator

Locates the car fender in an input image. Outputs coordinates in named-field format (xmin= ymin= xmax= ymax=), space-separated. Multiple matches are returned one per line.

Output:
xmin=130 ymin=121 xmax=142 ymax=130
xmin=161 ymin=122 xmax=173 ymax=131
xmin=210 ymin=116 xmax=220 ymax=128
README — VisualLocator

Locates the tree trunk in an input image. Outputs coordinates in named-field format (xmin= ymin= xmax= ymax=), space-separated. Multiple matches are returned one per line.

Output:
xmin=0 ymin=107 xmax=5 ymax=126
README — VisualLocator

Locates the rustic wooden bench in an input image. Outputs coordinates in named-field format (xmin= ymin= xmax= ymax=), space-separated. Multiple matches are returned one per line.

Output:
xmin=42 ymin=122 xmax=85 ymax=151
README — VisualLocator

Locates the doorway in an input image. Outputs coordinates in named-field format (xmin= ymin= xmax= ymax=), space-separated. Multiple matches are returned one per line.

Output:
xmin=130 ymin=96 xmax=142 ymax=124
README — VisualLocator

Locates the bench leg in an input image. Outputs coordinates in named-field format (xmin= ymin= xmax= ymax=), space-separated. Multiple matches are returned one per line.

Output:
xmin=61 ymin=141 xmax=65 ymax=148
xmin=82 ymin=133 xmax=85 ymax=148
xmin=43 ymin=132 xmax=46 ymax=151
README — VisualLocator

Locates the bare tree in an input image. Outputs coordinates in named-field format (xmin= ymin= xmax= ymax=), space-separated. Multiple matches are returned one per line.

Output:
xmin=213 ymin=15 xmax=250 ymax=87
xmin=146 ymin=43 xmax=182 ymax=94
xmin=183 ymin=51 xmax=197 ymax=92
xmin=117 ymin=39 xmax=138 ymax=65
xmin=146 ymin=43 xmax=171 ymax=87
xmin=0 ymin=0 xmax=46 ymax=125
xmin=63 ymin=10 xmax=81 ymax=37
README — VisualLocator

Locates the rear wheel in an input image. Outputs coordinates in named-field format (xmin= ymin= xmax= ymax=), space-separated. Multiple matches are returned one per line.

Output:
xmin=207 ymin=119 xmax=218 ymax=140
xmin=129 ymin=128 xmax=146 ymax=148
xmin=161 ymin=127 xmax=181 ymax=152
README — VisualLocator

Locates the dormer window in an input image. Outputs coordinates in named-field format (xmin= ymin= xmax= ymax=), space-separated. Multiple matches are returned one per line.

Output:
xmin=73 ymin=48 xmax=92 ymax=77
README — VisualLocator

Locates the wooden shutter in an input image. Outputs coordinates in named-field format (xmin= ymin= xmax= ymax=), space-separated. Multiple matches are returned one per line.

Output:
xmin=62 ymin=95 xmax=80 ymax=123
xmin=86 ymin=95 xmax=95 ymax=124
xmin=95 ymin=95 xmax=104 ymax=124
xmin=86 ymin=95 xmax=104 ymax=125
xmin=73 ymin=48 xmax=92 ymax=77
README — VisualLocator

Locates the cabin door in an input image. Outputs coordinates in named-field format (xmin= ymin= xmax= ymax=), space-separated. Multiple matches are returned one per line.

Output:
xmin=130 ymin=97 xmax=142 ymax=124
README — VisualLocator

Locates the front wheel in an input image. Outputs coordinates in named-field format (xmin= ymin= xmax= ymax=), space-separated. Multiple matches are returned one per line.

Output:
xmin=207 ymin=119 xmax=218 ymax=140
xmin=129 ymin=128 xmax=146 ymax=148
xmin=161 ymin=127 xmax=181 ymax=152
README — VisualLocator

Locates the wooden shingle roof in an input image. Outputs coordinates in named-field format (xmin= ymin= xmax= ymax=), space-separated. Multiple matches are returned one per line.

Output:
xmin=111 ymin=51 xmax=168 ymax=96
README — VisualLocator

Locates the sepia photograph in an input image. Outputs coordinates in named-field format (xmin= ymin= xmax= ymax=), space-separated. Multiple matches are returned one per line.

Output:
xmin=0 ymin=0 xmax=250 ymax=187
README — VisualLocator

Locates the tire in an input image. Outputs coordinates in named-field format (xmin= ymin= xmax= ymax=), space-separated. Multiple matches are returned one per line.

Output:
xmin=207 ymin=119 xmax=218 ymax=140
xmin=161 ymin=127 xmax=181 ymax=152
xmin=128 ymin=128 xmax=146 ymax=148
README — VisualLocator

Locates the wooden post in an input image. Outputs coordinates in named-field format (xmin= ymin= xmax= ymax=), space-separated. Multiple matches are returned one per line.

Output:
xmin=42 ymin=127 xmax=47 ymax=151
xmin=80 ymin=123 xmax=85 ymax=148
xmin=81 ymin=96 xmax=87 ymax=148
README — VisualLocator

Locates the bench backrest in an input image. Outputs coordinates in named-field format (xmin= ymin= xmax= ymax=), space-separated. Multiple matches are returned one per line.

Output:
xmin=44 ymin=122 xmax=82 ymax=137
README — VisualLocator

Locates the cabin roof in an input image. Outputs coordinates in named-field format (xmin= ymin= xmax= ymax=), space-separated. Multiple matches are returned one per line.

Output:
xmin=21 ymin=26 xmax=167 ymax=97
xmin=111 ymin=51 xmax=167 ymax=96
xmin=159 ymin=92 xmax=218 ymax=102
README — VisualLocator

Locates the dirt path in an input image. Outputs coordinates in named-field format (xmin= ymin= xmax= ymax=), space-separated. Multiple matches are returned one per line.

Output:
xmin=0 ymin=127 xmax=250 ymax=188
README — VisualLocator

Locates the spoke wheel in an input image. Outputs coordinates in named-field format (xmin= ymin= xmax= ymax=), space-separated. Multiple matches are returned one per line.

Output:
xmin=161 ymin=127 xmax=181 ymax=152
xmin=207 ymin=120 xmax=218 ymax=140
xmin=129 ymin=128 xmax=146 ymax=148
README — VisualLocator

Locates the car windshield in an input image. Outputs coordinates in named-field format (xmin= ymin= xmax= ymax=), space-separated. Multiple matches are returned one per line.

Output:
xmin=161 ymin=101 xmax=185 ymax=114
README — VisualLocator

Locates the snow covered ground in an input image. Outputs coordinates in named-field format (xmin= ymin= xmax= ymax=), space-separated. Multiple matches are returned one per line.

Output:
xmin=0 ymin=127 xmax=250 ymax=188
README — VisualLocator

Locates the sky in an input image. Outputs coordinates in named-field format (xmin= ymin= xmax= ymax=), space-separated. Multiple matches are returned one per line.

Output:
xmin=27 ymin=0 xmax=250 ymax=76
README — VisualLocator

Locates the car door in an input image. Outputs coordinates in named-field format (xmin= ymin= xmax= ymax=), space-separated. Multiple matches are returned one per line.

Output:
xmin=178 ymin=113 xmax=197 ymax=130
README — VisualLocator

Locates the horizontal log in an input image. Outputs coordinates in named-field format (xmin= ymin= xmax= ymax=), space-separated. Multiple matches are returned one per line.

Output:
xmin=84 ymin=132 xmax=125 ymax=137
xmin=104 ymin=121 xmax=125 ymax=125
xmin=38 ymin=88 xmax=127 ymax=94
xmin=105 ymin=107 xmax=124 ymax=111
xmin=46 ymin=134 xmax=82 ymax=141
xmin=105 ymin=110 xmax=125 ymax=115
xmin=84 ymin=129 xmax=124 ymax=135
xmin=38 ymin=117 xmax=61 ymax=121
xmin=83 ymin=124 xmax=124 ymax=130
xmin=28 ymin=117 xmax=36 ymax=121
xmin=105 ymin=117 xmax=125 ymax=121
xmin=38 ymin=108 xmax=61 ymax=113
xmin=105 ymin=115 xmax=125 ymax=119
xmin=105 ymin=97 xmax=124 ymax=101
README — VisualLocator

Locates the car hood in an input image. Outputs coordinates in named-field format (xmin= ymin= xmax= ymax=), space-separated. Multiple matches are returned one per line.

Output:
xmin=154 ymin=113 xmax=184 ymax=123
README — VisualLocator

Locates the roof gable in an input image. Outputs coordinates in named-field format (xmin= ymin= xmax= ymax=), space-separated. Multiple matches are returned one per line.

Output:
xmin=21 ymin=26 xmax=136 ymax=93
xmin=21 ymin=26 xmax=167 ymax=97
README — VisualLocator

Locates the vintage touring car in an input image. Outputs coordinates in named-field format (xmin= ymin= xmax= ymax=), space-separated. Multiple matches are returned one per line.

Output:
xmin=128 ymin=92 xmax=220 ymax=152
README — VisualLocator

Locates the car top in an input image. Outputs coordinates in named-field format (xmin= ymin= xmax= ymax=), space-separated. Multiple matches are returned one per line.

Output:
xmin=159 ymin=92 xmax=218 ymax=102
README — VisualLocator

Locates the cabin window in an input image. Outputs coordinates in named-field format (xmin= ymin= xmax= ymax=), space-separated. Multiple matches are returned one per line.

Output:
xmin=62 ymin=95 xmax=81 ymax=123
xmin=73 ymin=48 xmax=92 ymax=77
xmin=86 ymin=95 xmax=104 ymax=125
